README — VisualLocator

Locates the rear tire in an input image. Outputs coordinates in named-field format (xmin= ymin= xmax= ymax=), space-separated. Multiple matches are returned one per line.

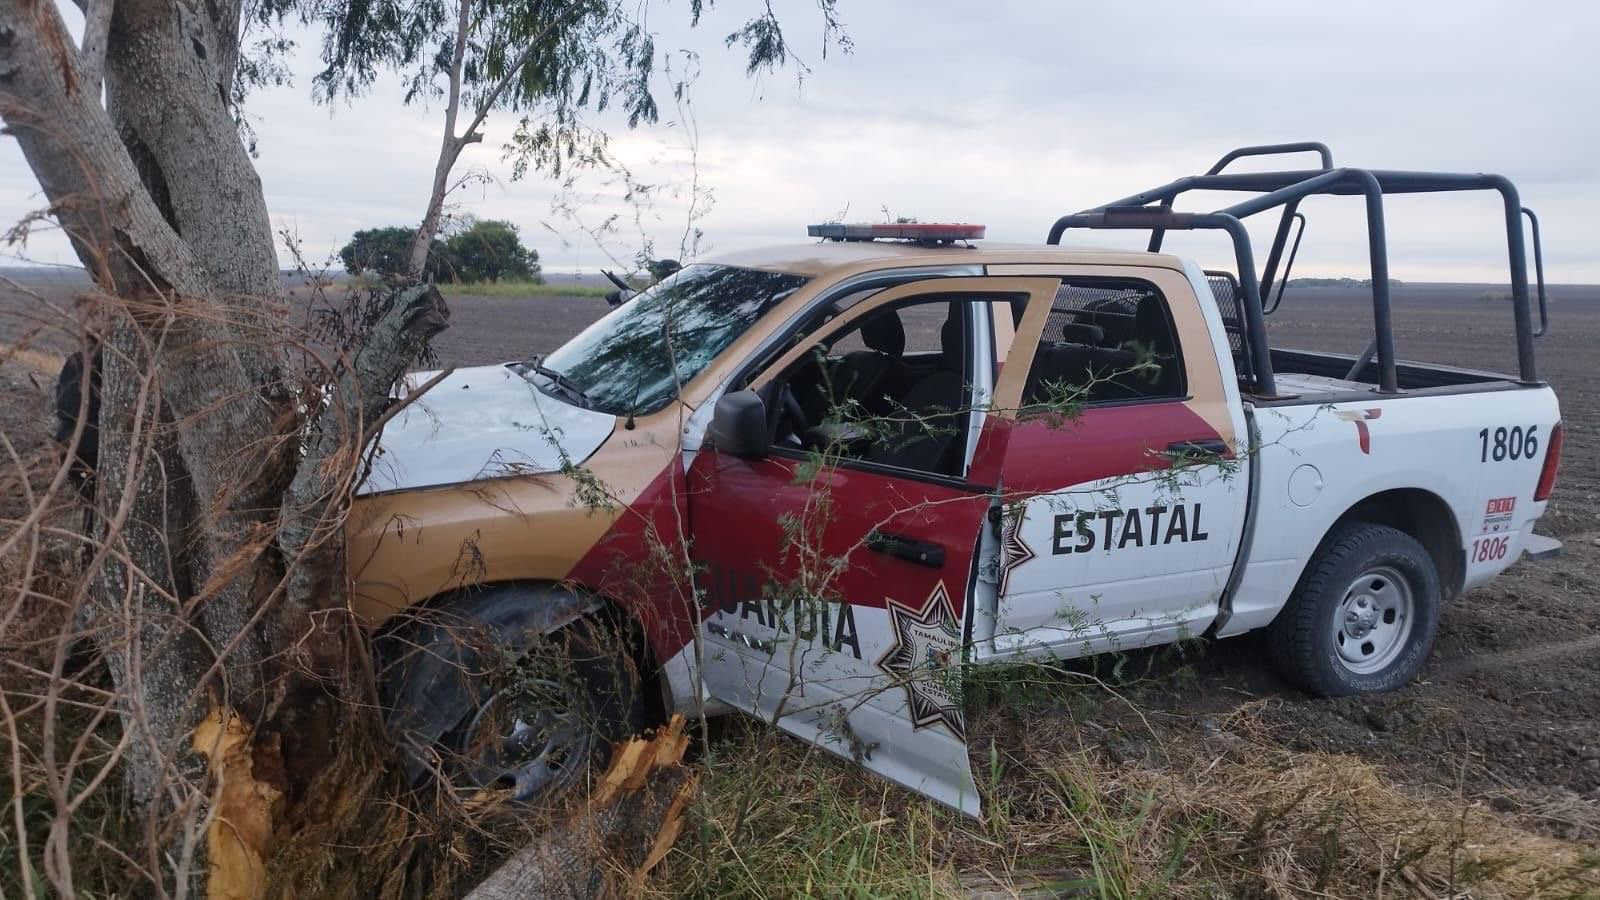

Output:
xmin=1265 ymin=522 xmax=1441 ymax=697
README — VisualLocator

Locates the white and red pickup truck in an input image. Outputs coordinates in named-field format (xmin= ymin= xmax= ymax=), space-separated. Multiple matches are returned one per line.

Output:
xmin=352 ymin=144 xmax=1563 ymax=814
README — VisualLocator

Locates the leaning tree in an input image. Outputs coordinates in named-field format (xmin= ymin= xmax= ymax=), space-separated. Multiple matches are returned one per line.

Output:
xmin=0 ymin=0 xmax=842 ymax=893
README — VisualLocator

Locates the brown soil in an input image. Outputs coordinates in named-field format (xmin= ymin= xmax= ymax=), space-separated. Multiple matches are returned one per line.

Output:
xmin=1238 ymin=284 xmax=1600 ymax=842
xmin=4 ymin=275 xmax=1597 ymax=843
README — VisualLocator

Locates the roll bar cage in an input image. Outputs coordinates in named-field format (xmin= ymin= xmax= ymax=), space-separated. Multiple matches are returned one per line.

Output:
xmin=1046 ymin=142 xmax=1549 ymax=397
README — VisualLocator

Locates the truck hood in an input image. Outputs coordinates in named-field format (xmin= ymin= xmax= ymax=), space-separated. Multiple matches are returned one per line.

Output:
xmin=357 ymin=363 xmax=617 ymax=495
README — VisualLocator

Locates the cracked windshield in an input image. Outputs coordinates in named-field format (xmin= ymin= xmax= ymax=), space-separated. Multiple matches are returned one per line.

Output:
xmin=536 ymin=265 xmax=808 ymax=415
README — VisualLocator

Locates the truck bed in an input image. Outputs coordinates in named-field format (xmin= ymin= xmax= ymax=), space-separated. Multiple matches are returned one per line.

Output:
xmin=1255 ymin=347 xmax=1528 ymax=404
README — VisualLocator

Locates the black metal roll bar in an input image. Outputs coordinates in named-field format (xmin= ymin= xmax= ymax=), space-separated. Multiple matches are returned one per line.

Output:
xmin=1261 ymin=211 xmax=1305 ymax=314
xmin=1047 ymin=145 xmax=1547 ymax=398
xmin=1206 ymin=141 xmax=1334 ymax=176
xmin=1522 ymin=207 xmax=1549 ymax=337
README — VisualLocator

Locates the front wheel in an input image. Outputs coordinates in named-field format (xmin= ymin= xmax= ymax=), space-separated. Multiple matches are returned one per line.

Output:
xmin=379 ymin=589 xmax=644 ymax=803
xmin=1265 ymin=522 xmax=1441 ymax=697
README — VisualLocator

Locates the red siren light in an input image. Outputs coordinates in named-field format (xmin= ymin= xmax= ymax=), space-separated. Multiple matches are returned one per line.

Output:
xmin=807 ymin=222 xmax=986 ymax=243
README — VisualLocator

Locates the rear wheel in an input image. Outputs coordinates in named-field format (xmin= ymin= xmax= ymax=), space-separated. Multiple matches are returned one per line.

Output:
xmin=1265 ymin=522 xmax=1441 ymax=697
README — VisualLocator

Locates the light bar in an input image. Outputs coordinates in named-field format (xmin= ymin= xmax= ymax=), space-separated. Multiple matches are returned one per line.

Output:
xmin=807 ymin=222 xmax=986 ymax=243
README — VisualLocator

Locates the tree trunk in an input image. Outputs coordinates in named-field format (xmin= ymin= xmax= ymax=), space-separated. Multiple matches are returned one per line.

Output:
xmin=1 ymin=1 xmax=448 ymax=886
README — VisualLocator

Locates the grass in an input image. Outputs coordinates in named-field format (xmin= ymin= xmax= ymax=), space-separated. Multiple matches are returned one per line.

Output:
xmin=644 ymin=662 xmax=1600 ymax=899
xmin=7 ymin=631 xmax=1598 ymax=898
xmin=438 ymin=280 xmax=617 ymax=298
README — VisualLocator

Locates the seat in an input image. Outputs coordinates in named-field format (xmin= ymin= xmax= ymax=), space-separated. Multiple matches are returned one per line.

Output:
xmin=1123 ymin=294 xmax=1182 ymax=396
xmin=867 ymin=309 xmax=966 ymax=474
xmin=1059 ymin=322 xmax=1104 ymax=346
xmin=828 ymin=311 xmax=912 ymax=418
xmin=1022 ymin=320 xmax=1137 ymax=406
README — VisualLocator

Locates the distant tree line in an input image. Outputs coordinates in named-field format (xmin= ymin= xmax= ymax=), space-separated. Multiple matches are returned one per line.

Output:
xmin=340 ymin=218 xmax=542 ymax=283
xmin=1287 ymin=277 xmax=1405 ymax=288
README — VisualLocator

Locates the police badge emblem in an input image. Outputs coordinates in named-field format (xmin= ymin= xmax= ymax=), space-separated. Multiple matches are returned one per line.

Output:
xmin=876 ymin=581 xmax=966 ymax=738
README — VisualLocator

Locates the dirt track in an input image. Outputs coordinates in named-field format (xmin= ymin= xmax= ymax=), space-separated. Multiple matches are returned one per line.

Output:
xmin=3 ymin=275 xmax=1597 ymax=841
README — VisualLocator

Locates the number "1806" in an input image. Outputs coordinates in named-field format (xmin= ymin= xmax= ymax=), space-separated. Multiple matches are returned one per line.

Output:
xmin=1477 ymin=425 xmax=1539 ymax=462
xmin=1472 ymin=535 xmax=1510 ymax=563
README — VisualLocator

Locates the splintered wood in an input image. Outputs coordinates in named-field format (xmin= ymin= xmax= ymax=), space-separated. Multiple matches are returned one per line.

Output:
xmin=195 ymin=708 xmax=281 ymax=900
xmin=464 ymin=714 xmax=697 ymax=900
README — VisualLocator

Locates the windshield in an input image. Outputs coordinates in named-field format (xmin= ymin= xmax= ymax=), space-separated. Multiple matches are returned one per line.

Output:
xmin=537 ymin=264 xmax=809 ymax=416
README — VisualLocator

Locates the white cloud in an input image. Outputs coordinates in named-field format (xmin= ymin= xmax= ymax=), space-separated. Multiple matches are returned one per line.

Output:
xmin=4 ymin=0 xmax=1598 ymax=281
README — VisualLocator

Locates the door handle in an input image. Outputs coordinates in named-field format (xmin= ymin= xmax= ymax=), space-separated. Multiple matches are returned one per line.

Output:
xmin=867 ymin=531 xmax=946 ymax=568
xmin=1167 ymin=438 xmax=1230 ymax=460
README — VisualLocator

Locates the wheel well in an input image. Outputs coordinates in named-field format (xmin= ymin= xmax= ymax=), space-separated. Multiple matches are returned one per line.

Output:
xmin=375 ymin=580 xmax=669 ymax=728
xmin=1327 ymin=489 xmax=1464 ymax=599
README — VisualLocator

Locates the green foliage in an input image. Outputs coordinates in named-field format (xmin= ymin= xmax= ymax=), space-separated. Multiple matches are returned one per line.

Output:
xmin=270 ymin=0 xmax=850 ymax=179
xmin=340 ymin=219 xmax=540 ymax=283
xmin=440 ymin=218 xmax=541 ymax=283
xmin=339 ymin=226 xmax=444 ymax=279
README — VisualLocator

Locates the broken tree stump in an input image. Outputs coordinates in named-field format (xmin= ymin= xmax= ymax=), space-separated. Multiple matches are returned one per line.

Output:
xmin=464 ymin=714 xmax=696 ymax=900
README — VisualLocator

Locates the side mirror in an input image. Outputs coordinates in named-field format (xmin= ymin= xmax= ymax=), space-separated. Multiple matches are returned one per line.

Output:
xmin=708 ymin=390 xmax=770 ymax=460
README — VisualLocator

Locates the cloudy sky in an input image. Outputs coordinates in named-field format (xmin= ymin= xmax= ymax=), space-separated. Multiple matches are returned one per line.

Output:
xmin=4 ymin=0 xmax=1598 ymax=282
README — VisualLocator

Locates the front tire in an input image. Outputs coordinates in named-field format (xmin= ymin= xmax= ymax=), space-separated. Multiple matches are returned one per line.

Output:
xmin=378 ymin=588 xmax=644 ymax=802
xmin=1265 ymin=522 xmax=1441 ymax=697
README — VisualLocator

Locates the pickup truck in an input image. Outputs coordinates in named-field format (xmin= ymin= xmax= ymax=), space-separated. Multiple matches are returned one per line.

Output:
xmin=349 ymin=144 xmax=1564 ymax=814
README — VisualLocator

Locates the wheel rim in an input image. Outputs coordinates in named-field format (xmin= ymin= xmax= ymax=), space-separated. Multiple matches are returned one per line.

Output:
xmin=1332 ymin=564 xmax=1414 ymax=675
xmin=455 ymin=673 xmax=592 ymax=802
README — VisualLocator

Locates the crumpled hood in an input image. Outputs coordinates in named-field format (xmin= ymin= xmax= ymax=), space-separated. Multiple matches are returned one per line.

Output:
xmin=358 ymin=363 xmax=617 ymax=495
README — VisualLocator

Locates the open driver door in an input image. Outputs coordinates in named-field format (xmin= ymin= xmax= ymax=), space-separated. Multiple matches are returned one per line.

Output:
xmin=687 ymin=276 xmax=1062 ymax=815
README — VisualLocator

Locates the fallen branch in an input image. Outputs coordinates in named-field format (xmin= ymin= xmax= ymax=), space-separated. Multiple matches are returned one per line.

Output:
xmin=465 ymin=714 xmax=696 ymax=900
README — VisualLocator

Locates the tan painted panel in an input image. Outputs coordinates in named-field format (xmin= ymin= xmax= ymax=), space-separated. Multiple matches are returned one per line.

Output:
xmin=747 ymin=277 xmax=1064 ymax=397
xmin=984 ymin=264 xmax=1234 ymax=445
xmin=346 ymin=412 xmax=681 ymax=625
xmin=705 ymin=242 xmax=1188 ymax=279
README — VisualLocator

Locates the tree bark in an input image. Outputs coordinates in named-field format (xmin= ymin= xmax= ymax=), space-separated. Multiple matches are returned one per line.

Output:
xmin=104 ymin=0 xmax=282 ymax=305
xmin=77 ymin=0 xmax=110 ymax=96
xmin=1 ymin=0 xmax=440 ymax=825
xmin=100 ymin=0 xmax=300 ymax=712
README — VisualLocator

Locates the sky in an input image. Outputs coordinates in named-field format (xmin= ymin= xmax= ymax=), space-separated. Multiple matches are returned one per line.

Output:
xmin=4 ymin=0 xmax=1598 ymax=282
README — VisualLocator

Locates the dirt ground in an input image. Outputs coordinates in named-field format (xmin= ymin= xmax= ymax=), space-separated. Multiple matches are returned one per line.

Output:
xmin=3 ymin=273 xmax=1597 ymax=845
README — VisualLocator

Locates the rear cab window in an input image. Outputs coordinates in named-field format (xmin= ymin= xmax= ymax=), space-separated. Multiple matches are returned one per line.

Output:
xmin=1019 ymin=278 xmax=1187 ymax=410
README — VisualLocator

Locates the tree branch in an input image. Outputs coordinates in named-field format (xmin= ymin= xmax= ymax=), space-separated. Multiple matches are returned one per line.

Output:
xmin=78 ymin=0 xmax=112 ymax=96
xmin=404 ymin=0 xmax=473 ymax=276
xmin=0 ymin=0 xmax=205 ymax=295
xmin=273 ymin=284 xmax=450 ymax=654
xmin=455 ymin=0 xmax=578 ymax=146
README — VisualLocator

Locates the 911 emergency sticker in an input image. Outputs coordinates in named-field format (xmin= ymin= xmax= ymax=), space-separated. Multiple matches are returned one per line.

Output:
xmin=1481 ymin=496 xmax=1516 ymax=534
